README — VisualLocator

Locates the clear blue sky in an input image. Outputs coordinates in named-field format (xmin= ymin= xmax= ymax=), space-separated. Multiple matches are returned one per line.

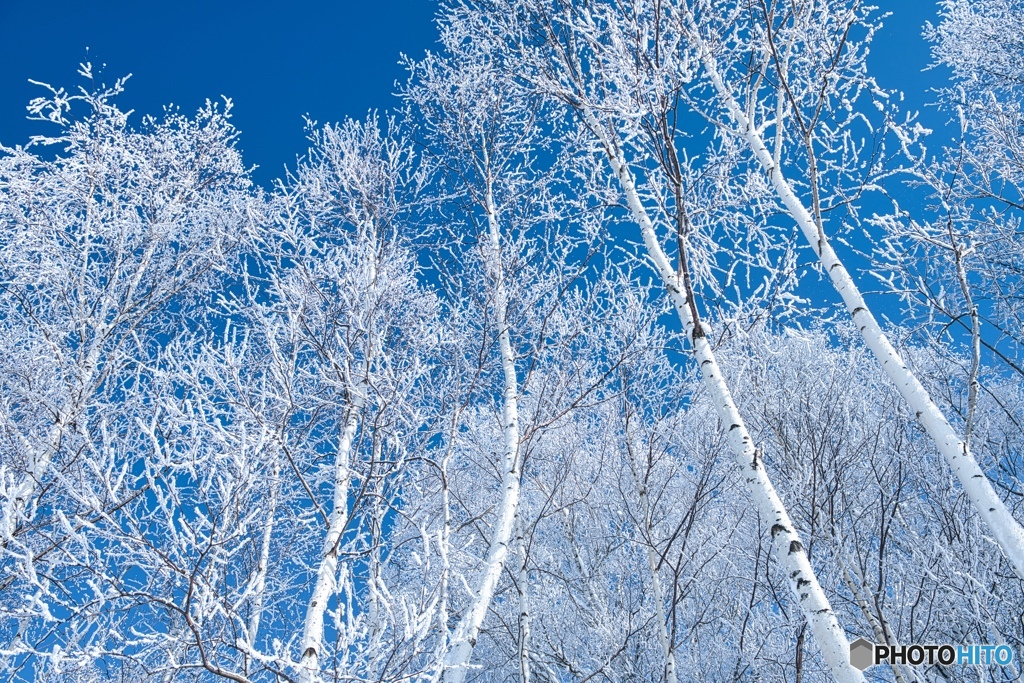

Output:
xmin=0 ymin=0 xmax=438 ymax=187
xmin=0 ymin=1 xmax=945 ymax=189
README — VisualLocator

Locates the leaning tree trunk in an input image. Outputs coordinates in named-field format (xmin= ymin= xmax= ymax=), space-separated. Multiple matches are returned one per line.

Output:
xmin=580 ymin=108 xmax=865 ymax=683
xmin=690 ymin=30 xmax=1024 ymax=580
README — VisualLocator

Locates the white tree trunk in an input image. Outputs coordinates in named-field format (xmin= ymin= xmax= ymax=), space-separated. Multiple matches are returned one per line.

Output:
xmin=623 ymin=418 xmax=678 ymax=683
xmin=247 ymin=458 xmax=281 ymax=648
xmin=582 ymin=108 xmax=864 ymax=683
xmin=443 ymin=173 xmax=523 ymax=683
xmin=692 ymin=37 xmax=1024 ymax=580
xmin=298 ymin=378 xmax=367 ymax=683
xmin=836 ymin=552 xmax=915 ymax=683
xmin=516 ymin=516 xmax=532 ymax=683
xmin=434 ymin=447 xmax=454 ymax=679
xmin=645 ymin=537 xmax=678 ymax=683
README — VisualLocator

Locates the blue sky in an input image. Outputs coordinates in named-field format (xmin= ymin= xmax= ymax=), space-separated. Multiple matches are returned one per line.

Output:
xmin=0 ymin=0 xmax=437 ymax=187
xmin=0 ymin=1 xmax=946 ymax=188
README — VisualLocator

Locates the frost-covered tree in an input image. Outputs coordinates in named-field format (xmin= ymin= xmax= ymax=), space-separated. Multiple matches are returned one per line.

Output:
xmin=664 ymin=0 xmax=1024 ymax=578
xmin=395 ymin=19 xmax=636 ymax=679
xmin=878 ymin=0 xmax=1024 ymax=452
xmin=4 ymin=4 xmax=1024 ymax=681
xmin=0 ymin=69 xmax=251 ymax=680
xmin=435 ymin=2 xmax=869 ymax=679
xmin=262 ymin=117 xmax=439 ymax=683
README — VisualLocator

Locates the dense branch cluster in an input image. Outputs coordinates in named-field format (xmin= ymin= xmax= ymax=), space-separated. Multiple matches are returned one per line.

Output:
xmin=1 ymin=2 xmax=1023 ymax=682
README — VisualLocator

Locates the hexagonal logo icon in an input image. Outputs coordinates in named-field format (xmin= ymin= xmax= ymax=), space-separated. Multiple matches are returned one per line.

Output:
xmin=849 ymin=637 xmax=875 ymax=671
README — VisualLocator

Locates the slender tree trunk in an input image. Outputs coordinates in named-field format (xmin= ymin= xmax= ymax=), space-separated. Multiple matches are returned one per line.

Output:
xmin=247 ymin=459 xmax=281 ymax=649
xmin=953 ymin=249 xmax=982 ymax=446
xmin=516 ymin=516 xmax=532 ymax=683
xmin=837 ymin=553 xmax=914 ymax=683
xmin=795 ymin=622 xmax=806 ymax=683
xmin=690 ymin=32 xmax=1024 ymax=580
xmin=443 ymin=169 xmax=523 ymax=683
xmin=622 ymin=411 xmax=678 ymax=683
xmin=298 ymin=376 xmax=367 ymax=683
xmin=560 ymin=504 xmax=604 ymax=626
xmin=646 ymin=542 xmax=678 ymax=683
xmin=435 ymin=445 xmax=454 ymax=679
xmin=581 ymin=108 xmax=864 ymax=683
xmin=365 ymin=434 xmax=391 ymax=653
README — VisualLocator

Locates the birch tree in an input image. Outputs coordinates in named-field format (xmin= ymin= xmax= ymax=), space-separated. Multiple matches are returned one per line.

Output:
xmin=0 ymin=70 xmax=251 ymax=680
xmin=253 ymin=118 xmax=439 ymax=683
xmin=440 ymin=2 xmax=866 ymax=679
xmin=402 ymin=35 xmax=537 ymax=681
xmin=876 ymin=0 xmax=1024 ymax=464
xmin=670 ymin=0 xmax=1024 ymax=577
xmin=398 ymin=15 xmax=652 ymax=677
xmin=6 ymin=12 xmax=1024 ymax=682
